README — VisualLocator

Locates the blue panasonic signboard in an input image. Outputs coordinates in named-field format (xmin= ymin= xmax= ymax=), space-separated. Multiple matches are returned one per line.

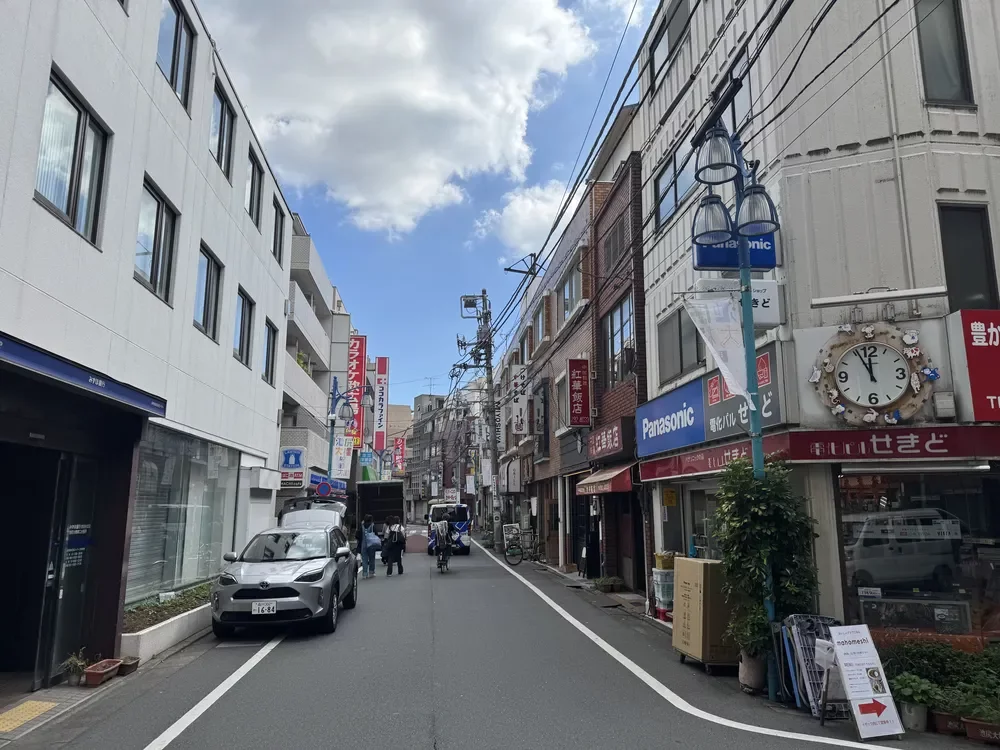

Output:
xmin=692 ymin=232 xmax=777 ymax=271
xmin=635 ymin=378 xmax=706 ymax=458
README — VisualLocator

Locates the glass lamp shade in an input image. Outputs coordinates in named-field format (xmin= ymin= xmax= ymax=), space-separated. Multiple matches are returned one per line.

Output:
xmin=694 ymin=127 xmax=739 ymax=185
xmin=334 ymin=400 xmax=355 ymax=421
xmin=361 ymin=388 xmax=375 ymax=409
xmin=692 ymin=194 xmax=734 ymax=245
xmin=736 ymin=184 xmax=779 ymax=237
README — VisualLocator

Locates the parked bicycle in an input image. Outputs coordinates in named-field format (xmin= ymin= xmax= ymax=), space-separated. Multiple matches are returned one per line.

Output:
xmin=503 ymin=528 xmax=546 ymax=567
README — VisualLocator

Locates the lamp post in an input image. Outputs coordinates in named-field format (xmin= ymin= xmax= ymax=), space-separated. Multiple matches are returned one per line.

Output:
xmin=373 ymin=447 xmax=394 ymax=481
xmin=326 ymin=375 xmax=375 ymax=480
xmin=692 ymin=121 xmax=780 ymax=700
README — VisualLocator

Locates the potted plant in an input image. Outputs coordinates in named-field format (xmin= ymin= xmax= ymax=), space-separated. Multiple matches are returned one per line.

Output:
xmin=118 ymin=655 xmax=140 ymax=676
xmin=84 ymin=658 xmax=122 ymax=687
xmin=930 ymin=684 xmax=972 ymax=735
xmin=962 ymin=687 xmax=1000 ymax=745
xmin=594 ymin=576 xmax=625 ymax=593
xmin=890 ymin=672 xmax=941 ymax=732
xmin=60 ymin=650 xmax=89 ymax=687
xmin=729 ymin=603 xmax=770 ymax=693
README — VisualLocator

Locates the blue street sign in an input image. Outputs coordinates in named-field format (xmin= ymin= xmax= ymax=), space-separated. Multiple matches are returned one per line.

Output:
xmin=692 ymin=232 xmax=777 ymax=271
xmin=316 ymin=481 xmax=333 ymax=497
xmin=635 ymin=379 xmax=706 ymax=458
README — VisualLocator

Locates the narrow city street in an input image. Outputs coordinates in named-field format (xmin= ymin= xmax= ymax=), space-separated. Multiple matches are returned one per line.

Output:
xmin=3 ymin=530 xmax=957 ymax=750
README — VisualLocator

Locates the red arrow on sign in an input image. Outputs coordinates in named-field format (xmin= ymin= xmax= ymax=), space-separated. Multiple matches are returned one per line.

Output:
xmin=859 ymin=699 xmax=887 ymax=717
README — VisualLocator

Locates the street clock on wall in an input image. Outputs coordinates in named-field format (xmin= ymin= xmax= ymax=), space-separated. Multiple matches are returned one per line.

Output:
xmin=810 ymin=321 xmax=938 ymax=427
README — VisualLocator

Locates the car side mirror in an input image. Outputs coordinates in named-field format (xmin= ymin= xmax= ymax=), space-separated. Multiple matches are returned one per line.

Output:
xmin=335 ymin=545 xmax=351 ymax=560
xmin=223 ymin=552 xmax=237 ymax=562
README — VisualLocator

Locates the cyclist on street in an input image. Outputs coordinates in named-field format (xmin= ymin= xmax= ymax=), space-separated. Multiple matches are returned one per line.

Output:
xmin=433 ymin=512 xmax=453 ymax=567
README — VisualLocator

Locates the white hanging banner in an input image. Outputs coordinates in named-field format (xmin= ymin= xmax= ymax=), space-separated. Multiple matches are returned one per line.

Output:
xmin=510 ymin=365 xmax=529 ymax=435
xmin=683 ymin=295 xmax=755 ymax=410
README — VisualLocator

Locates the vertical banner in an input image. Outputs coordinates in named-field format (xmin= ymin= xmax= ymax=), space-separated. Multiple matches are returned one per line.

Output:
xmin=330 ymin=436 xmax=352 ymax=480
xmin=393 ymin=436 xmax=406 ymax=475
xmin=511 ymin=365 xmax=529 ymax=435
xmin=466 ymin=474 xmax=476 ymax=495
xmin=346 ymin=335 xmax=367 ymax=447
xmin=494 ymin=382 xmax=506 ymax=453
xmin=683 ymin=296 xmax=753 ymax=410
xmin=373 ymin=356 xmax=389 ymax=451
xmin=567 ymin=358 xmax=591 ymax=427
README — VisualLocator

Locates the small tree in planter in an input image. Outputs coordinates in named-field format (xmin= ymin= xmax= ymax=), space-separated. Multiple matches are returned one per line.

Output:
xmin=890 ymin=672 xmax=941 ymax=732
xmin=715 ymin=457 xmax=818 ymax=693
xmin=60 ymin=649 xmax=89 ymax=687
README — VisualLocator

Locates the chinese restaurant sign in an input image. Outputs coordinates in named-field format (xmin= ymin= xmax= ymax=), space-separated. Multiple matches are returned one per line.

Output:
xmin=373 ymin=356 xmax=389 ymax=451
xmin=961 ymin=309 xmax=1000 ymax=422
xmin=567 ymin=358 xmax=591 ymax=427
xmin=588 ymin=417 xmax=635 ymax=461
xmin=346 ymin=335 xmax=367 ymax=448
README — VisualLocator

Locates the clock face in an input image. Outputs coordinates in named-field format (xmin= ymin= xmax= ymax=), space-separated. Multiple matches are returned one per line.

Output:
xmin=835 ymin=344 xmax=910 ymax=407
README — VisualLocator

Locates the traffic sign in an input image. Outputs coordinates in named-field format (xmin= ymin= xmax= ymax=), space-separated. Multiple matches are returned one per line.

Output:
xmin=829 ymin=625 xmax=903 ymax=739
xmin=315 ymin=481 xmax=333 ymax=497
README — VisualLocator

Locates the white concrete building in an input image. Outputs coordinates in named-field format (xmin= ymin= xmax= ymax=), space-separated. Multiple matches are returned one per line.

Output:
xmin=637 ymin=0 xmax=1000 ymax=643
xmin=0 ymin=0 xmax=289 ymax=687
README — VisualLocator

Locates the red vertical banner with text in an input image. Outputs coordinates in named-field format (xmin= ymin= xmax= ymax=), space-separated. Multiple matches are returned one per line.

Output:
xmin=567 ymin=358 xmax=591 ymax=427
xmin=961 ymin=309 xmax=1000 ymax=422
xmin=346 ymin=335 xmax=367 ymax=447
xmin=393 ymin=436 xmax=406 ymax=474
xmin=373 ymin=356 xmax=389 ymax=451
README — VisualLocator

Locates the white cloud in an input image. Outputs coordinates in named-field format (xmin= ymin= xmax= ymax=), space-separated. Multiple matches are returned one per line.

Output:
xmin=581 ymin=0 xmax=645 ymax=30
xmin=200 ymin=1 xmax=595 ymax=233
xmin=473 ymin=179 xmax=583 ymax=260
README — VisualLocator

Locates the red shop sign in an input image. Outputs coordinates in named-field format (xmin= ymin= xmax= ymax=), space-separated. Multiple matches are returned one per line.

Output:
xmin=567 ymin=359 xmax=591 ymax=427
xmin=961 ymin=309 xmax=1000 ymax=421
xmin=588 ymin=417 xmax=635 ymax=461
xmin=638 ymin=426 xmax=1000 ymax=481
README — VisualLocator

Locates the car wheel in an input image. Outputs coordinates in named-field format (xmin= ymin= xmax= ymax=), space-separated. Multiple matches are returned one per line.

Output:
xmin=427 ymin=548 xmax=434 ymax=556
xmin=318 ymin=586 xmax=339 ymax=633
xmin=461 ymin=546 xmax=471 ymax=556
xmin=342 ymin=570 xmax=358 ymax=610
xmin=212 ymin=620 xmax=235 ymax=639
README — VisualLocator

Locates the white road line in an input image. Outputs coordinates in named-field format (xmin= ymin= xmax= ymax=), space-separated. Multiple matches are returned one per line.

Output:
xmin=473 ymin=540 xmax=887 ymax=750
xmin=142 ymin=634 xmax=284 ymax=750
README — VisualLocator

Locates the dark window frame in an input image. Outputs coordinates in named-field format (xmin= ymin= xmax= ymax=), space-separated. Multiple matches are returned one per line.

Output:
xmin=938 ymin=203 xmax=999 ymax=312
xmin=272 ymin=198 xmax=285 ymax=264
xmin=654 ymin=138 xmax=696 ymax=229
xmin=33 ymin=74 xmax=109 ymax=245
xmin=915 ymin=0 xmax=974 ymax=106
xmin=134 ymin=180 xmax=177 ymax=302
xmin=263 ymin=318 xmax=278 ymax=385
xmin=234 ymin=287 xmax=255 ymax=367
xmin=156 ymin=0 xmax=195 ymax=107
xmin=193 ymin=244 xmax=222 ymax=340
xmin=648 ymin=0 xmax=691 ymax=94
xmin=245 ymin=150 xmax=263 ymax=227
xmin=209 ymin=84 xmax=235 ymax=178
xmin=604 ymin=215 xmax=627 ymax=272
xmin=601 ymin=293 xmax=634 ymax=389
xmin=657 ymin=308 xmax=706 ymax=386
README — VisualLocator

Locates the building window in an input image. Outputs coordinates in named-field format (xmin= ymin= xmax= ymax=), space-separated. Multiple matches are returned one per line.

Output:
xmin=233 ymin=288 xmax=254 ymax=366
xmin=34 ymin=76 xmax=108 ymax=243
xmin=533 ymin=305 xmax=545 ymax=345
xmin=556 ymin=376 xmax=568 ymax=429
xmin=126 ymin=424 xmax=239 ymax=603
xmin=244 ymin=150 xmax=263 ymax=226
xmin=730 ymin=51 xmax=752 ymax=133
xmin=519 ymin=335 xmax=529 ymax=366
xmin=649 ymin=0 xmax=690 ymax=91
xmin=561 ymin=260 xmax=581 ymax=322
xmin=658 ymin=308 xmax=705 ymax=385
xmin=655 ymin=139 xmax=696 ymax=228
xmin=193 ymin=245 xmax=222 ymax=339
xmin=135 ymin=182 xmax=177 ymax=301
xmin=605 ymin=216 xmax=627 ymax=271
xmin=209 ymin=85 xmax=234 ymax=177
xmin=939 ymin=205 xmax=998 ymax=311
xmin=272 ymin=198 xmax=285 ymax=264
xmin=916 ymin=0 xmax=973 ymax=105
xmin=155 ymin=0 xmax=194 ymax=106
xmin=262 ymin=319 xmax=278 ymax=385
xmin=602 ymin=294 xmax=633 ymax=388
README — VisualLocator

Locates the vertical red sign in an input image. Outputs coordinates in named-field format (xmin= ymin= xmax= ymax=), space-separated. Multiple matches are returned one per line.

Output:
xmin=567 ymin=358 xmax=591 ymax=427
xmin=346 ymin=335 xmax=367 ymax=447
xmin=961 ymin=309 xmax=1000 ymax=421
xmin=393 ymin=436 xmax=406 ymax=474
xmin=373 ymin=356 xmax=389 ymax=451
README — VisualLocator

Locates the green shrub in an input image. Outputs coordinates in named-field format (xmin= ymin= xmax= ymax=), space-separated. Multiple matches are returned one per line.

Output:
xmin=890 ymin=672 xmax=942 ymax=707
xmin=880 ymin=642 xmax=998 ymax=688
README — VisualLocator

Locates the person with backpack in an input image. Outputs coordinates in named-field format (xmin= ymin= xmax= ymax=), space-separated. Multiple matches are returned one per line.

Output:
xmin=384 ymin=515 xmax=406 ymax=576
xmin=356 ymin=514 xmax=380 ymax=579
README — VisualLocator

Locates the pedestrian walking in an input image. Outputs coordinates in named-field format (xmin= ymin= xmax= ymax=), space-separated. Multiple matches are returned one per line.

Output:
xmin=356 ymin=514 xmax=380 ymax=578
xmin=384 ymin=515 xmax=405 ymax=576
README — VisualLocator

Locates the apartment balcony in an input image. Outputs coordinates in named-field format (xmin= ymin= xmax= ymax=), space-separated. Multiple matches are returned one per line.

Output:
xmin=283 ymin=351 xmax=328 ymax=420
xmin=290 ymin=234 xmax=334 ymax=315
xmin=288 ymin=283 xmax=330 ymax=371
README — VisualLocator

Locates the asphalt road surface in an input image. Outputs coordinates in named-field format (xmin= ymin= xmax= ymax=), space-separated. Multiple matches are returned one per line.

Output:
xmin=8 ymin=528 xmax=957 ymax=750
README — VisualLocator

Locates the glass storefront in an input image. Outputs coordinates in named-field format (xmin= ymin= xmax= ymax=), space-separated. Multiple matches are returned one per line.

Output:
xmin=837 ymin=471 xmax=1000 ymax=645
xmin=125 ymin=424 xmax=240 ymax=603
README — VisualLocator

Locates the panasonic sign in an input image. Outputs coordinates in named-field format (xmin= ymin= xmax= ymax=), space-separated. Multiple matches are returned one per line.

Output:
xmin=692 ymin=230 xmax=778 ymax=272
xmin=635 ymin=379 xmax=706 ymax=457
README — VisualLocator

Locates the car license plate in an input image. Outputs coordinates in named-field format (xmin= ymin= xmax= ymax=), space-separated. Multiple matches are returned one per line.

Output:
xmin=251 ymin=601 xmax=276 ymax=615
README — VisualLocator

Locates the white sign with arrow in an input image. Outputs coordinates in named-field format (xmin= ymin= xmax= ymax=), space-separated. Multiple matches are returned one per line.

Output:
xmin=829 ymin=624 xmax=903 ymax=739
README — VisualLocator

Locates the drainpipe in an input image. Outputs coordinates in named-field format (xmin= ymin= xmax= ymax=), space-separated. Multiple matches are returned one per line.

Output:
xmin=557 ymin=475 xmax=566 ymax=571
xmin=878 ymin=0 xmax=920 ymax=317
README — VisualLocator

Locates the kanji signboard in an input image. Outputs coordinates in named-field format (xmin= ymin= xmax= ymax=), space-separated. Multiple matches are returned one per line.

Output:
xmin=588 ymin=417 xmax=634 ymax=461
xmin=567 ymin=358 xmax=591 ymax=427
xmin=704 ymin=343 xmax=783 ymax=440
xmin=373 ymin=356 xmax=389 ymax=451
xmin=961 ymin=309 xmax=1000 ymax=422
xmin=345 ymin=335 xmax=367 ymax=448
xmin=392 ymin=437 xmax=406 ymax=476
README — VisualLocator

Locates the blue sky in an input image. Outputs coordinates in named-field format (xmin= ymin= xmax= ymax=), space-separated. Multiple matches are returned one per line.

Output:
xmin=204 ymin=0 xmax=645 ymax=407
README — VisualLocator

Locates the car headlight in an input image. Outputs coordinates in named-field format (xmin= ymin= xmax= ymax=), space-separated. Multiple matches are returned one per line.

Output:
xmin=218 ymin=573 xmax=238 ymax=586
xmin=295 ymin=569 xmax=324 ymax=583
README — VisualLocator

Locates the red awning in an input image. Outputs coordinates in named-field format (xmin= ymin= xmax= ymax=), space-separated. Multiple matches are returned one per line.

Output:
xmin=575 ymin=463 xmax=635 ymax=495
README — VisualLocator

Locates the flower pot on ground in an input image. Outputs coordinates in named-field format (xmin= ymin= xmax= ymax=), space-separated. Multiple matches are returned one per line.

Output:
xmin=84 ymin=659 xmax=121 ymax=687
xmin=60 ymin=649 xmax=89 ymax=687
xmin=929 ymin=710 xmax=966 ymax=735
xmin=959 ymin=686 xmax=1000 ymax=745
xmin=117 ymin=656 xmax=140 ymax=676
xmin=965 ymin=719 xmax=1000 ymax=745
xmin=890 ymin=673 xmax=941 ymax=732
xmin=732 ymin=605 xmax=770 ymax=694
xmin=739 ymin=650 xmax=767 ymax=694
xmin=593 ymin=576 xmax=625 ymax=594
